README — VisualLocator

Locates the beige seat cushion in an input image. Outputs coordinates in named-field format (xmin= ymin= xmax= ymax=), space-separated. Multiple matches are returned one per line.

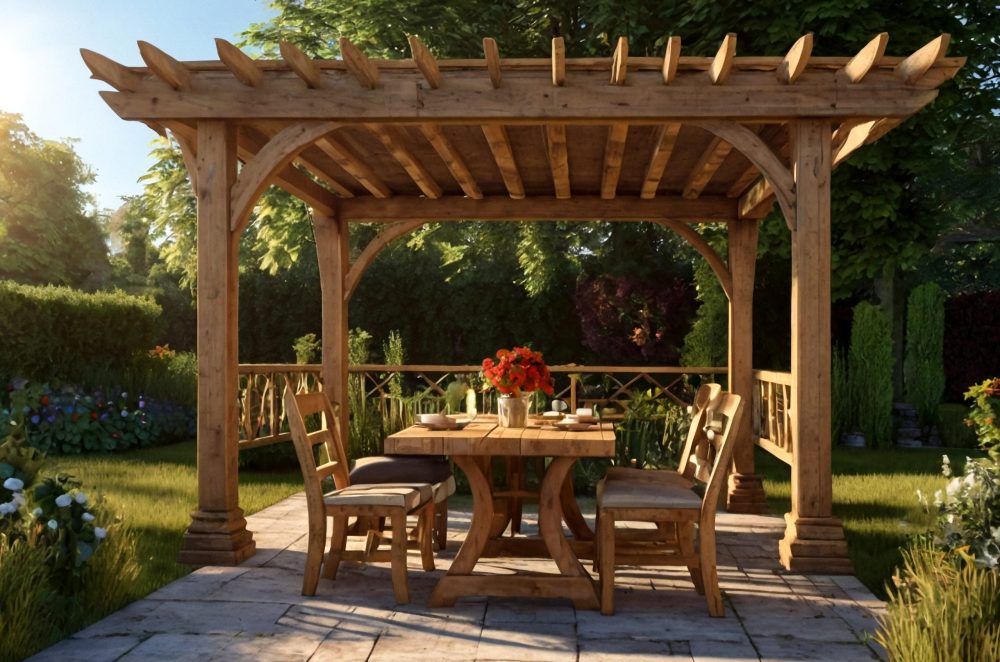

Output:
xmin=604 ymin=467 xmax=694 ymax=488
xmin=323 ymin=483 xmax=433 ymax=510
xmin=598 ymin=477 xmax=702 ymax=510
xmin=433 ymin=475 xmax=457 ymax=503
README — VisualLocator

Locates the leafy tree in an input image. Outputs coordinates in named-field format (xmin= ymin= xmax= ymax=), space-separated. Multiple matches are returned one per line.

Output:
xmin=0 ymin=113 xmax=110 ymax=288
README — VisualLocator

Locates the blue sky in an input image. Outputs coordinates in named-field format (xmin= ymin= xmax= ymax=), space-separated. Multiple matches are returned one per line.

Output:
xmin=0 ymin=0 xmax=275 ymax=212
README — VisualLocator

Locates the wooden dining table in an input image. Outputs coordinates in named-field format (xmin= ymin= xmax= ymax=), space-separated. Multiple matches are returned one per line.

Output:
xmin=385 ymin=417 xmax=615 ymax=609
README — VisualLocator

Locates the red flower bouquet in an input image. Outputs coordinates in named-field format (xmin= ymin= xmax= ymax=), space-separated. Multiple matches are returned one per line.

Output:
xmin=481 ymin=347 xmax=554 ymax=397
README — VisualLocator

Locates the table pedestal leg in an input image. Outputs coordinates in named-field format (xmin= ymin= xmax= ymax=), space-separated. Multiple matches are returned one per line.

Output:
xmin=560 ymin=465 xmax=594 ymax=540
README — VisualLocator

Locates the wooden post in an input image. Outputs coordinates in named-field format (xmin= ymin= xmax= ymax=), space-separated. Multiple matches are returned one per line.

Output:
xmin=779 ymin=120 xmax=852 ymax=573
xmin=726 ymin=219 xmax=768 ymax=513
xmin=313 ymin=210 xmax=350 ymax=439
xmin=179 ymin=120 xmax=255 ymax=565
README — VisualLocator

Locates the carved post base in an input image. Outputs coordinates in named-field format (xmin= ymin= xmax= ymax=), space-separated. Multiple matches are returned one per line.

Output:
xmin=179 ymin=509 xmax=256 ymax=566
xmin=778 ymin=512 xmax=853 ymax=574
xmin=726 ymin=472 xmax=768 ymax=514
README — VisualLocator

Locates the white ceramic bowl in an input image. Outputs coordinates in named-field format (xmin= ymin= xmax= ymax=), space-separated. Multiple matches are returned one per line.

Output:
xmin=575 ymin=407 xmax=593 ymax=417
xmin=419 ymin=413 xmax=451 ymax=426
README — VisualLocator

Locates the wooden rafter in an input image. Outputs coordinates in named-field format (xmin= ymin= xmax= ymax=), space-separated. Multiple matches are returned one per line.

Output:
xmin=245 ymin=126 xmax=356 ymax=199
xmin=662 ymin=36 xmax=681 ymax=84
xmin=842 ymin=33 xmax=888 ymax=83
xmin=215 ymin=39 xmax=262 ymax=87
xmin=778 ymin=34 xmax=813 ymax=84
xmin=551 ymin=37 xmax=565 ymax=86
xmin=640 ymin=123 xmax=681 ymax=199
xmin=419 ymin=124 xmax=482 ymax=199
xmin=896 ymin=34 xmax=950 ymax=84
xmin=726 ymin=126 xmax=783 ymax=198
xmin=483 ymin=38 xmax=502 ymax=88
xmin=545 ymin=124 xmax=571 ymax=200
xmin=710 ymin=34 xmax=737 ymax=84
xmin=409 ymin=36 xmax=441 ymax=89
xmin=138 ymin=41 xmax=189 ymax=90
xmin=81 ymin=48 xmax=142 ymax=91
xmin=683 ymin=136 xmax=733 ymax=199
xmin=601 ymin=123 xmax=629 ymax=199
xmin=611 ymin=37 xmax=628 ymax=85
xmin=339 ymin=37 xmax=379 ymax=89
xmin=367 ymin=124 xmax=442 ymax=198
xmin=482 ymin=125 xmax=524 ymax=199
xmin=337 ymin=195 xmax=736 ymax=222
xmin=280 ymin=41 xmax=322 ymax=88
xmin=314 ymin=134 xmax=392 ymax=198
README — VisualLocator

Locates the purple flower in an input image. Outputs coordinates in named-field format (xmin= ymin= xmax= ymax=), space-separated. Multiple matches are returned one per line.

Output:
xmin=46 ymin=415 xmax=55 ymax=423
xmin=120 ymin=410 xmax=128 ymax=418
xmin=30 ymin=415 xmax=40 ymax=425
xmin=100 ymin=413 xmax=109 ymax=421
xmin=138 ymin=400 xmax=146 ymax=409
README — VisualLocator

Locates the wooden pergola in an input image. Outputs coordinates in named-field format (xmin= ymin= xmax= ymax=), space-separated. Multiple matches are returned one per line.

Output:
xmin=83 ymin=32 xmax=961 ymax=573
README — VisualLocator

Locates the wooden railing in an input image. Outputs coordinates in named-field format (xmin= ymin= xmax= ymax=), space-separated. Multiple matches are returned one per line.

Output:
xmin=752 ymin=369 xmax=793 ymax=465
xmin=237 ymin=363 xmax=726 ymax=449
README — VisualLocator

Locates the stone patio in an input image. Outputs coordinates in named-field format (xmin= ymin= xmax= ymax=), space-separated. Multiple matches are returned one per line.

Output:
xmin=31 ymin=493 xmax=887 ymax=661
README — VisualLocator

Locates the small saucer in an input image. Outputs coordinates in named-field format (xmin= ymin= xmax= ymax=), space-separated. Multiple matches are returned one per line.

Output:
xmin=415 ymin=421 xmax=470 ymax=431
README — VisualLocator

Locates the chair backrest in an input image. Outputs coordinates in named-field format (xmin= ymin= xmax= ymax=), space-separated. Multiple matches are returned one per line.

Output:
xmin=677 ymin=383 xmax=723 ymax=479
xmin=696 ymin=392 xmax=745 ymax=523
xmin=283 ymin=385 xmax=351 ymax=512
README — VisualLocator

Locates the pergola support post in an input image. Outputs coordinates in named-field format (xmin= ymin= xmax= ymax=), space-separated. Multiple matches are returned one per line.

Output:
xmin=726 ymin=219 xmax=767 ymax=514
xmin=779 ymin=120 xmax=852 ymax=573
xmin=179 ymin=120 xmax=255 ymax=565
xmin=313 ymin=210 xmax=350 ymax=439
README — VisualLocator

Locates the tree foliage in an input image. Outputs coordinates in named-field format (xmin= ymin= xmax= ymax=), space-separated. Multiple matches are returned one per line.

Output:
xmin=904 ymin=282 xmax=946 ymax=425
xmin=0 ymin=113 xmax=109 ymax=288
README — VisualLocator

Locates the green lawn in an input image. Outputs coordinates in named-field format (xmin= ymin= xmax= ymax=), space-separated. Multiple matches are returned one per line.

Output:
xmin=48 ymin=440 xmax=302 ymax=599
xmin=755 ymin=446 xmax=981 ymax=599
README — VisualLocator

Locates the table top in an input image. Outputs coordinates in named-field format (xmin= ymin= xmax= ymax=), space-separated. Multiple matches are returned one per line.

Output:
xmin=385 ymin=418 xmax=615 ymax=458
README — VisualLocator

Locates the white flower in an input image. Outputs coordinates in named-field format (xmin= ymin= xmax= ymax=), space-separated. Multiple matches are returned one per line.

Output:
xmin=94 ymin=527 xmax=107 ymax=540
xmin=75 ymin=492 xmax=88 ymax=505
xmin=946 ymin=478 xmax=962 ymax=498
xmin=3 ymin=477 xmax=24 ymax=491
xmin=965 ymin=472 xmax=978 ymax=488
xmin=12 ymin=492 xmax=25 ymax=506
xmin=55 ymin=494 xmax=72 ymax=508
xmin=32 ymin=507 xmax=42 ymax=518
xmin=47 ymin=519 xmax=58 ymax=530
xmin=915 ymin=489 xmax=926 ymax=505
xmin=933 ymin=490 xmax=944 ymax=507
xmin=941 ymin=455 xmax=952 ymax=477
xmin=82 ymin=512 xmax=95 ymax=522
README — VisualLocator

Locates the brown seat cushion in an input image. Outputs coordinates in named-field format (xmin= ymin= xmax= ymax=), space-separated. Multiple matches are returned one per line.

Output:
xmin=605 ymin=467 xmax=694 ymax=488
xmin=350 ymin=455 xmax=452 ymax=485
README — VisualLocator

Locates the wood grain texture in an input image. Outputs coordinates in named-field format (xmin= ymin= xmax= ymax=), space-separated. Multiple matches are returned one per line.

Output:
xmin=481 ymin=124 xmax=525 ymax=198
xmin=710 ymin=34 xmax=737 ymax=84
xmin=662 ymin=36 xmax=681 ymax=84
xmin=408 ymin=36 xmax=441 ymax=89
xmin=640 ymin=123 xmax=681 ymax=199
xmin=419 ymin=124 xmax=483 ymax=198
xmin=778 ymin=34 xmax=813 ymax=84
xmin=610 ymin=37 xmax=628 ymax=85
xmin=137 ymin=40 xmax=189 ymax=89
xmin=80 ymin=48 xmax=142 ymax=91
xmin=896 ymin=34 xmax=950 ymax=84
xmin=682 ymin=136 xmax=733 ymax=199
xmin=339 ymin=37 xmax=379 ymax=89
xmin=551 ymin=36 xmax=565 ymax=86
xmin=215 ymin=39 xmax=261 ymax=87
xmin=367 ymin=124 xmax=442 ymax=198
xmin=545 ymin=124 xmax=571 ymax=199
xmin=483 ymin=37 xmax=501 ymax=88
xmin=314 ymin=134 xmax=392 ymax=198
xmin=279 ymin=41 xmax=321 ymax=88
xmin=600 ymin=123 xmax=629 ymax=199
xmin=842 ymin=33 xmax=888 ymax=83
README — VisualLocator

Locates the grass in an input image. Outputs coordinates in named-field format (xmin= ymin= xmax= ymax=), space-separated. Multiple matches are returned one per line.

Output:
xmin=47 ymin=439 xmax=302 ymax=599
xmin=755 ymin=446 xmax=983 ymax=599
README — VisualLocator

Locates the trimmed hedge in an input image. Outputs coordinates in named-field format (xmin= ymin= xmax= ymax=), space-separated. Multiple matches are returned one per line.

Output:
xmin=944 ymin=290 xmax=1000 ymax=402
xmin=0 ymin=281 xmax=160 ymax=382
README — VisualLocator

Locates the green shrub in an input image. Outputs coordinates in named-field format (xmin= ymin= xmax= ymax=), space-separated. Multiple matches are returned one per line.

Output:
xmin=832 ymin=347 xmax=849 ymax=444
xmin=848 ymin=302 xmax=894 ymax=447
xmin=0 ymin=280 xmax=160 ymax=383
xmin=0 ymin=536 xmax=61 ymax=662
xmin=905 ymin=283 xmax=946 ymax=426
xmin=680 ymin=261 xmax=728 ymax=368
xmin=875 ymin=543 xmax=1000 ymax=662
xmin=292 ymin=333 xmax=320 ymax=364
xmin=938 ymin=403 xmax=978 ymax=448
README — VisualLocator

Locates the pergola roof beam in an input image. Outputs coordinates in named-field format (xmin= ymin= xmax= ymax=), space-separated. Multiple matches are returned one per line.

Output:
xmin=640 ymin=123 xmax=681 ymax=199
xmin=215 ymin=39 xmax=262 ymax=87
xmin=338 ymin=194 xmax=737 ymax=222
xmin=841 ymin=33 xmax=888 ymax=83
xmin=81 ymin=48 xmax=142 ymax=91
xmin=896 ymin=34 xmax=950 ymax=84
xmin=683 ymin=136 xmax=733 ymax=199
xmin=419 ymin=124 xmax=483 ymax=199
xmin=314 ymin=134 xmax=392 ymax=198
xmin=279 ymin=41 xmax=322 ymax=88
xmin=710 ymin=33 xmax=737 ymax=84
xmin=482 ymin=124 xmax=524 ymax=198
xmin=545 ymin=124 xmax=571 ymax=199
xmin=778 ymin=34 xmax=813 ymax=84
xmin=662 ymin=36 xmax=681 ymax=84
xmin=551 ymin=37 xmax=565 ymax=86
xmin=483 ymin=38 xmax=502 ymax=88
xmin=601 ymin=123 xmax=629 ymax=199
xmin=611 ymin=37 xmax=628 ymax=85
xmin=409 ymin=36 xmax=441 ymax=89
xmin=367 ymin=124 xmax=443 ymax=198
xmin=339 ymin=37 xmax=379 ymax=89
xmin=138 ymin=41 xmax=190 ymax=90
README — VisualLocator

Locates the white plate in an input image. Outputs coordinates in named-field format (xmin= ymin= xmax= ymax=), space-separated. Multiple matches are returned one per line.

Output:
xmin=554 ymin=422 xmax=594 ymax=431
xmin=414 ymin=421 xmax=470 ymax=431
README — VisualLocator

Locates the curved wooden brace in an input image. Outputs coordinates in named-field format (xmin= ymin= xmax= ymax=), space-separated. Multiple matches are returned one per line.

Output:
xmin=230 ymin=121 xmax=341 ymax=235
xmin=693 ymin=121 xmax=795 ymax=230
xmin=655 ymin=220 xmax=733 ymax=300
xmin=345 ymin=219 xmax=427 ymax=302
xmin=167 ymin=127 xmax=199 ymax=196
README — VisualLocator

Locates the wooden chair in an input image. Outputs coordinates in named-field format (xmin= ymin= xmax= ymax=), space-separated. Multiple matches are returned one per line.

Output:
xmin=283 ymin=385 xmax=435 ymax=603
xmin=596 ymin=391 xmax=745 ymax=617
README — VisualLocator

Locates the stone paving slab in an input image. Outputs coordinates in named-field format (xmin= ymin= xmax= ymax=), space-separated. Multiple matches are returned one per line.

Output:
xmin=30 ymin=493 xmax=888 ymax=661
